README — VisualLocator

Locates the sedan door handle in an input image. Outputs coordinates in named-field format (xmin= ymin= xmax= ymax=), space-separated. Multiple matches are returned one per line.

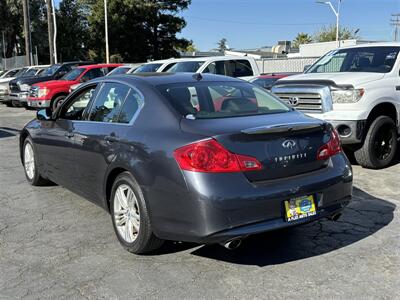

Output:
xmin=104 ymin=135 xmax=118 ymax=143
xmin=396 ymin=86 xmax=400 ymax=91
xmin=65 ymin=132 xmax=74 ymax=138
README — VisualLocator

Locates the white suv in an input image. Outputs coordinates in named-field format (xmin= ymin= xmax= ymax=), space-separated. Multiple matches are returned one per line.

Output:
xmin=272 ymin=43 xmax=400 ymax=169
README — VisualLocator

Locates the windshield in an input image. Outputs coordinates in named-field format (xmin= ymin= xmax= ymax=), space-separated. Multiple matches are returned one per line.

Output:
xmin=108 ymin=66 xmax=130 ymax=76
xmin=168 ymin=61 xmax=204 ymax=73
xmin=307 ymin=46 xmax=400 ymax=74
xmin=23 ymin=68 xmax=39 ymax=76
xmin=14 ymin=67 xmax=29 ymax=77
xmin=133 ymin=63 xmax=163 ymax=73
xmin=157 ymin=81 xmax=290 ymax=119
xmin=41 ymin=64 xmax=60 ymax=76
xmin=62 ymin=68 xmax=85 ymax=81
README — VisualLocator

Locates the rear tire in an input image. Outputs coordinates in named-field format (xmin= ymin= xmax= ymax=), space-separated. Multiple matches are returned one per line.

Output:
xmin=5 ymin=102 xmax=12 ymax=107
xmin=23 ymin=136 xmax=51 ymax=186
xmin=110 ymin=172 xmax=164 ymax=254
xmin=354 ymin=116 xmax=398 ymax=169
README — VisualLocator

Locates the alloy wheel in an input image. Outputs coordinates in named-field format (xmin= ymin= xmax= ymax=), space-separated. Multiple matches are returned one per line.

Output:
xmin=24 ymin=143 xmax=35 ymax=180
xmin=113 ymin=184 xmax=140 ymax=243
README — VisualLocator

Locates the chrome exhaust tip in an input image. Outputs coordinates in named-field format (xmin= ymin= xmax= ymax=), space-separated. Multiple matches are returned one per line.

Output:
xmin=222 ymin=238 xmax=242 ymax=250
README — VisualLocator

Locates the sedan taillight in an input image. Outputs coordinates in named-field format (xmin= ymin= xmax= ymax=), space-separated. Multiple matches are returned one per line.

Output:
xmin=317 ymin=128 xmax=342 ymax=160
xmin=174 ymin=139 xmax=262 ymax=173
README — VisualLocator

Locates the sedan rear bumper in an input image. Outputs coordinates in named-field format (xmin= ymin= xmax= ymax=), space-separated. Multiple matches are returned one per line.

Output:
xmin=148 ymin=153 xmax=353 ymax=244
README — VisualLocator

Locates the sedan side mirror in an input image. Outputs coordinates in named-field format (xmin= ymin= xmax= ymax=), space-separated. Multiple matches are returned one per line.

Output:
xmin=36 ymin=108 xmax=54 ymax=121
xmin=303 ymin=64 xmax=311 ymax=72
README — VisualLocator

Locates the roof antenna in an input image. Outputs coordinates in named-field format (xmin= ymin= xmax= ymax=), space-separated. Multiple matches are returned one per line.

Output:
xmin=192 ymin=73 xmax=203 ymax=81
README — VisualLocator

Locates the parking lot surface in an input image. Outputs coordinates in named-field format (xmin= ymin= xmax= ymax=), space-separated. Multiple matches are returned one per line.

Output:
xmin=0 ymin=105 xmax=399 ymax=299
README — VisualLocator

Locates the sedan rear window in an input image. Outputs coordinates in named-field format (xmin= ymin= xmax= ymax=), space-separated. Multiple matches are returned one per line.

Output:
xmin=157 ymin=81 xmax=290 ymax=119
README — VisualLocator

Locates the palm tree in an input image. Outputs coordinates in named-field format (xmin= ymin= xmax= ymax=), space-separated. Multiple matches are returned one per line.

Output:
xmin=292 ymin=33 xmax=313 ymax=49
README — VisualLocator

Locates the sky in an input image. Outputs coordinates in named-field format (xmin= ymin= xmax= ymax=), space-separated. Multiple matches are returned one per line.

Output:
xmin=177 ymin=0 xmax=400 ymax=51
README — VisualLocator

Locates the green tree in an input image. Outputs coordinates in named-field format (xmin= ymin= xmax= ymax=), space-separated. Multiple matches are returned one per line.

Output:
xmin=292 ymin=33 xmax=313 ymax=49
xmin=314 ymin=25 xmax=359 ymax=42
xmin=30 ymin=0 xmax=50 ymax=63
xmin=217 ymin=38 xmax=228 ymax=52
xmin=0 ymin=0 xmax=23 ymax=58
xmin=87 ymin=0 xmax=191 ymax=62
xmin=56 ymin=0 xmax=90 ymax=61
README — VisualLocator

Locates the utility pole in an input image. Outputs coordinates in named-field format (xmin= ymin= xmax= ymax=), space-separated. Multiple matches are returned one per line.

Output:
xmin=46 ymin=0 xmax=55 ymax=64
xmin=22 ymin=0 xmax=32 ymax=66
xmin=1 ymin=31 xmax=6 ymax=70
xmin=104 ymin=0 xmax=110 ymax=63
xmin=390 ymin=13 xmax=400 ymax=42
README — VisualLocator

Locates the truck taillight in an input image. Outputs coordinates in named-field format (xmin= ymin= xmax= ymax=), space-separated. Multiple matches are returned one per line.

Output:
xmin=317 ymin=128 xmax=342 ymax=160
xmin=174 ymin=139 xmax=262 ymax=173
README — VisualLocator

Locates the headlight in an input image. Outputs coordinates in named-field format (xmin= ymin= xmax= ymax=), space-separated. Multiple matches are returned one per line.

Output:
xmin=38 ymin=88 xmax=49 ymax=97
xmin=331 ymin=88 xmax=365 ymax=104
xmin=19 ymin=83 xmax=31 ymax=92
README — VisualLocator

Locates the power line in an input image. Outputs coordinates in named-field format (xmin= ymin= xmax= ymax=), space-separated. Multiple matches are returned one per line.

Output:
xmin=390 ymin=13 xmax=400 ymax=41
xmin=185 ymin=15 xmax=329 ymax=27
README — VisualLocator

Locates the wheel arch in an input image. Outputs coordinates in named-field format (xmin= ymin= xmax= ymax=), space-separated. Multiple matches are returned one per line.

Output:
xmin=103 ymin=165 xmax=147 ymax=213
xmin=50 ymin=92 xmax=69 ymax=104
xmin=19 ymin=129 xmax=30 ymax=164
xmin=366 ymin=102 xmax=398 ymax=129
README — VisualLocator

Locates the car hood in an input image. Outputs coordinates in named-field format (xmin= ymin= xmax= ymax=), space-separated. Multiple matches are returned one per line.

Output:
xmin=280 ymin=72 xmax=385 ymax=86
xmin=34 ymin=80 xmax=74 ymax=88
xmin=15 ymin=75 xmax=54 ymax=85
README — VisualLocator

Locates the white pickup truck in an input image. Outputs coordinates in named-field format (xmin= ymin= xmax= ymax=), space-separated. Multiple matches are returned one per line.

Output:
xmin=165 ymin=56 xmax=260 ymax=80
xmin=272 ymin=43 xmax=400 ymax=169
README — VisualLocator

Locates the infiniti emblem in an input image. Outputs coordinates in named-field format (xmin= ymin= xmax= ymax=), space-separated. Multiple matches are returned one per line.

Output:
xmin=288 ymin=96 xmax=299 ymax=106
xmin=282 ymin=139 xmax=296 ymax=149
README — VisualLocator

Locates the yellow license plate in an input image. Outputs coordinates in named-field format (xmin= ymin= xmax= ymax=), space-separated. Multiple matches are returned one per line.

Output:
xmin=284 ymin=195 xmax=316 ymax=222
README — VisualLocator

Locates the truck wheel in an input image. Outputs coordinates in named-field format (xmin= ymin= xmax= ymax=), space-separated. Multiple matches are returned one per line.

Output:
xmin=52 ymin=96 xmax=66 ymax=110
xmin=354 ymin=116 xmax=398 ymax=169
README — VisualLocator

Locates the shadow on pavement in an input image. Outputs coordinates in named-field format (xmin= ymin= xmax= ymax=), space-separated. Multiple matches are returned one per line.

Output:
xmin=157 ymin=187 xmax=395 ymax=266
xmin=0 ymin=129 xmax=16 ymax=138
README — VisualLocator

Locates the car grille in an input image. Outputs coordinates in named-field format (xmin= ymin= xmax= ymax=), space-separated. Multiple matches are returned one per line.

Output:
xmin=274 ymin=92 xmax=323 ymax=113
xmin=9 ymin=82 xmax=20 ymax=93
xmin=30 ymin=86 xmax=39 ymax=98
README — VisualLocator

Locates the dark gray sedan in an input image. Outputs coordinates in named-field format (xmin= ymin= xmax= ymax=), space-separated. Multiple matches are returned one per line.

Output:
xmin=19 ymin=73 xmax=353 ymax=254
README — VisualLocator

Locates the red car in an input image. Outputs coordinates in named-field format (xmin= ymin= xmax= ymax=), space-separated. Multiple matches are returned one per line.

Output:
xmin=27 ymin=63 xmax=122 ymax=109
xmin=250 ymin=73 xmax=298 ymax=90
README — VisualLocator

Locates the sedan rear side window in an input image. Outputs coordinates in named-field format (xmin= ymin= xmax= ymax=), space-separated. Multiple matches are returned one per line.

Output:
xmin=89 ymin=83 xmax=130 ymax=122
xmin=158 ymin=81 xmax=290 ymax=119
xmin=117 ymin=89 xmax=144 ymax=123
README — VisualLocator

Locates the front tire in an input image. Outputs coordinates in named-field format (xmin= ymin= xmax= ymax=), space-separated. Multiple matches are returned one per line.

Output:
xmin=52 ymin=95 xmax=66 ymax=111
xmin=110 ymin=172 xmax=164 ymax=254
xmin=354 ymin=116 xmax=398 ymax=169
xmin=23 ymin=137 xmax=50 ymax=186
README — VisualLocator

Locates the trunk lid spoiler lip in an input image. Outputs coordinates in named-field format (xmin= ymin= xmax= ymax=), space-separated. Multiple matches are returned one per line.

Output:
xmin=241 ymin=121 xmax=325 ymax=135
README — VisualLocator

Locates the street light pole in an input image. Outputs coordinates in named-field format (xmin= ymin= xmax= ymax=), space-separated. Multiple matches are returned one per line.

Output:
xmin=52 ymin=0 xmax=58 ymax=63
xmin=316 ymin=0 xmax=342 ymax=48
xmin=104 ymin=0 xmax=109 ymax=63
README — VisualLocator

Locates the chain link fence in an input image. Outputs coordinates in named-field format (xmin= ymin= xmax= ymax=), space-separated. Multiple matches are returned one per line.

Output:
xmin=0 ymin=55 xmax=38 ymax=70
xmin=256 ymin=57 xmax=320 ymax=74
